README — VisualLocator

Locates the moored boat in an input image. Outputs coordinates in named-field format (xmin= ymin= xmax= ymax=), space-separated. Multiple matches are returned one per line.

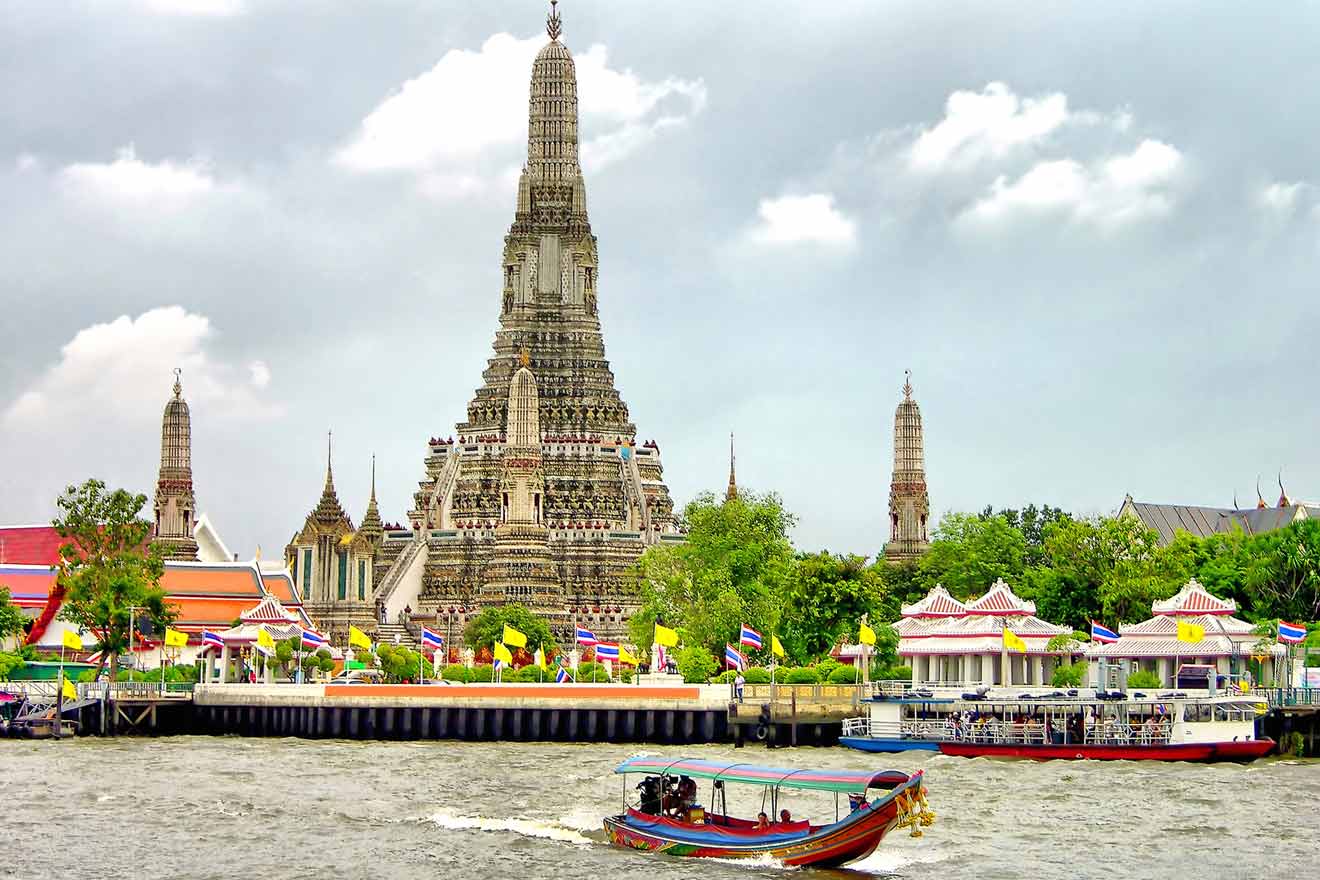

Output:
xmin=840 ymin=690 xmax=1273 ymax=762
xmin=603 ymin=757 xmax=933 ymax=868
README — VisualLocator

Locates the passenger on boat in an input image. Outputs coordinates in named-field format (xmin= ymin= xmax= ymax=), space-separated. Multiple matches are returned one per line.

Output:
xmin=848 ymin=793 xmax=867 ymax=812
xmin=756 ymin=812 xmax=771 ymax=830
xmin=779 ymin=809 xmax=793 ymax=824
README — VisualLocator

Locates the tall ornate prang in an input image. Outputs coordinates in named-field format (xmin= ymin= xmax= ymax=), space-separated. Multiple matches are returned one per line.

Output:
xmin=397 ymin=4 xmax=679 ymax=645
xmin=884 ymin=370 xmax=931 ymax=562
xmin=152 ymin=369 xmax=199 ymax=560
xmin=285 ymin=432 xmax=378 ymax=643
xmin=726 ymin=432 xmax=738 ymax=502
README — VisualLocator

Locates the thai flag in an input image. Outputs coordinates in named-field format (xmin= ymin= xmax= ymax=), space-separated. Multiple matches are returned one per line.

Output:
xmin=739 ymin=624 xmax=763 ymax=650
xmin=1090 ymin=621 xmax=1120 ymax=644
xmin=201 ymin=630 xmax=224 ymax=650
xmin=575 ymin=627 xmax=598 ymax=647
xmin=420 ymin=627 xmax=444 ymax=651
xmin=556 ymin=666 xmax=572 ymax=683
xmin=300 ymin=629 xmax=328 ymax=650
xmin=725 ymin=643 xmax=747 ymax=671
xmin=594 ymin=642 xmax=619 ymax=661
xmin=1279 ymin=621 xmax=1307 ymax=644
xmin=493 ymin=657 xmax=504 ymax=671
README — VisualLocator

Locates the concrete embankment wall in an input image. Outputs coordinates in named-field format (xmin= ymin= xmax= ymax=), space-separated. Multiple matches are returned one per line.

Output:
xmin=188 ymin=682 xmax=734 ymax=744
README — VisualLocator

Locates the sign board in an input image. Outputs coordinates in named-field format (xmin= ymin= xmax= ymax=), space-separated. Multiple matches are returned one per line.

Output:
xmin=345 ymin=660 xmax=366 ymax=670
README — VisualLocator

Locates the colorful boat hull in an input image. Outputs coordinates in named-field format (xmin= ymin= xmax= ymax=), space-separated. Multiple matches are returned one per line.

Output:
xmin=603 ymin=772 xmax=926 ymax=869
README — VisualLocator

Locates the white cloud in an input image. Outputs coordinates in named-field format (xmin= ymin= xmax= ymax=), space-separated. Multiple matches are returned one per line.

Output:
xmin=747 ymin=194 xmax=857 ymax=247
xmin=248 ymin=360 xmax=271 ymax=389
xmin=2 ymin=306 xmax=281 ymax=432
xmin=908 ymin=82 xmax=1070 ymax=171
xmin=960 ymin=139 xmax=1184 ymax=230
xmin=139 ymin=0 xmax=244 ymax=15
xmin=335 ymin=32 xmax=705 ymax=193
xmin=1258 ymin=181 xmax=1307 ymax=216
xmin=58 ymin=145 xmax=237 ymax=210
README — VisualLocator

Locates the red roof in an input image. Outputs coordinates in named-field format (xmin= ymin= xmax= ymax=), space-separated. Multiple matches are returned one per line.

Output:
xmin=0 ymin=526 xmax=64 ymax=566
xmin=964 ymin=579 xmax=1035 ymax=616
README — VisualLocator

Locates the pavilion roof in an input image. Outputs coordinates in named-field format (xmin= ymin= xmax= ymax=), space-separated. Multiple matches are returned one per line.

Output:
xmin=240 ymin=596 xmax=300 ymax=625
xmin=965 ymin=579 xmax=1037 ymax=615
xmin=900 ymin=585 xmax=967 ymax=618
xmin=1151 ymin=579 xmax=1237 ymax=615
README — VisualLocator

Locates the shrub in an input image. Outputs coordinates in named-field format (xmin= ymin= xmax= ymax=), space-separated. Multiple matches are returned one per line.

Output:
xmin=1051 ymin=662 xmax=1086 ymax=687
xmin=512 ymin=665 xmax=549 ymax=683
xmin=712 ymin=669 xmax=737 ymax=684
xmin=470 ymin=664 xmax=494 ymax=683
xmin=782 ymin=667 xmax=821 ymax=684
xmin=0 ymin=651 xmax=27 ymax=680
xmin=744 ymin=667 xmax=771 ymax=684
xmin=815 ymin=658 xmax=843 ymax=680
xmin=675 ymin=646 xmax=718 ymax=683
xmin=577 ymin=661 xmax=609 ymax=682
xmin=618 ymin=669 xmax=633 ymax=684
xmin=828 ymin=665 xmax=860 ymax=684
xmin=876 ymin=664 xmax=912 ymax=681
xmin=441 ymin=664 xmax=470 ymax=683
xmin=1126 ymin=670 xmax=1161 ymax=689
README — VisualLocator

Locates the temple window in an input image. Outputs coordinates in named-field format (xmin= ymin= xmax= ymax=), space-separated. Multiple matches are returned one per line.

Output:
xmin=358 ymin=559 xmax=367 ymax=601
xmin=337 ymin=551 xmax=348 ymax=601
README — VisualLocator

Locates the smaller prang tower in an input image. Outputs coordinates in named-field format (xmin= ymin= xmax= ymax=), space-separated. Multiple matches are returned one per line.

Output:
xmin=153 ymin=369 xmax=199 ymax=560
xmin=883 ymin=370 xmax=930 ymax=562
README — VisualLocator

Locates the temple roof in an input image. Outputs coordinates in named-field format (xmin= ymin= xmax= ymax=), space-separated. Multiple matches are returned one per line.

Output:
xmin=0 ymin=525 xmax=64 ymax=566
xmin=965 ymin=579 xmax=1037 ymax=616
xmin=1151 ymin=578 xmax=1236 ymax=615
xmin=900 ymin=584 xmax=967 ymax=618
xmin=1121 ymin=495 xmax=1318 ymax=545
xmin=240 ymin=595 xmax=300 ymax=625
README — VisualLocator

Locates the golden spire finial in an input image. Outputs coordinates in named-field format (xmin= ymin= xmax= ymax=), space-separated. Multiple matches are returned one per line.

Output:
xmin=173 ymin=366 xmax=183 ymax=399
xmin=903 ymin=369 xmax=913 ymax=401
xmin=546 ymin=0 xmax=562 ymax=41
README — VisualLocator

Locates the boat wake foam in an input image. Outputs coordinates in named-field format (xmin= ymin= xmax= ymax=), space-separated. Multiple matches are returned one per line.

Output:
xmin=424 ymin=810 xmax=595 ymax=845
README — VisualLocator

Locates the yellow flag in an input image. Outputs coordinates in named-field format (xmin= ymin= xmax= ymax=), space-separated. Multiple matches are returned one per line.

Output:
xmin=256 ymin=628 xmax=275 ymax=649
xmin=164 ymin=628 xmax=188 ymax=648
xmin=1002 ymin=629 xmax=1027 ymax=653
xmin=502 ymin=625 xmax=528 ymax=649
xmin=771 ymin=635 xmax=786 ymax=658
xmin=62 ymin=629 xmax=83 ymax=651
xmin=1176 ymin=621 xmax=1205 ymax=644
xmin=493 ymin=642 xmax=513 ymax=665
xmin=653 ymin=623 xmax=679 ymax=648
xmin=62 ymin=676 xmax=77 ymax=700
xmin=858 ymin=622 xmax=877 ymax=646
xmin=348 ymin=625 xmax=373 ymax=650
xmin=618 ymin=646 xmax=639 ymax=666
xmin=534 ymin=647 xmax=547 ymax=668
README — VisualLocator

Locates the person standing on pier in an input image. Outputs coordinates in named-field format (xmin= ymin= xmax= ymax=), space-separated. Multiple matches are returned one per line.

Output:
xmin=734 ymin=671 xmax=745 ymax=702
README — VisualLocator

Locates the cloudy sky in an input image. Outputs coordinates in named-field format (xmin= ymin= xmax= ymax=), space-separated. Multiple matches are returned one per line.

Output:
xmin=2 ymin=0 xmax=1317 ymax=560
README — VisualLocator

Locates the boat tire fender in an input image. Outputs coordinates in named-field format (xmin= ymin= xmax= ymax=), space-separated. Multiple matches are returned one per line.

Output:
xmin=754 ymin=723 xmax=768 ymax=741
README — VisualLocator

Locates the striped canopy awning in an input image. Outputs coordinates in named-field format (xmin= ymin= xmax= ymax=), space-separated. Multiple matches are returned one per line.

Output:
xmin=613 ymin=757 xmax=913 ymax=793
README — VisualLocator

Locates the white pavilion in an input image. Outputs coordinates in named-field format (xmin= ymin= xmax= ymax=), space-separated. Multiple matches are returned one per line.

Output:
xmin=897 ymin=581 xmax=1075 ymax=688
xmin=1087 ymin=579 xmax=1281 ymax=687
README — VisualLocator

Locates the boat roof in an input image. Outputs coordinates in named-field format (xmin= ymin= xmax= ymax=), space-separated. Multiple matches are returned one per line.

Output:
xmin=613 ymin=757 xmax=911 ymax=793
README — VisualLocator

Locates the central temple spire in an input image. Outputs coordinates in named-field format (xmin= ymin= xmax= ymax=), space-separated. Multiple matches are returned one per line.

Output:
xmin=884 ymin=370 xmax=931 ymax=562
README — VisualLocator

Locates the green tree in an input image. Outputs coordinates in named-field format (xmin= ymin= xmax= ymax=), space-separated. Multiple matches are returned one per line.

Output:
xmin=377 ymin=642 xmax=426 ymax=682
xmin=778 ymin=552 xmax=884 ymax=663
xmin=674 ymin=645 xmax=718 ymax=683
xmin=918 ymin=513 xmax=1026 ymax=599
xmin=1241 ymin=520 xmax=1320 ymax=622
xmin=984 ymin=504 xmax=1072 ymax=567
xmin=627 ymin=491 xmax=795 ymax=653
xmin=463 ymin=604 xmax=556 ymax=654
xmin=53 ymin=479 xmax=173 ymax=686
xmin=0 ymin=586 xmax=26 ymax=648
xmin=1051 ymin=662 xmax=1085 ymax=687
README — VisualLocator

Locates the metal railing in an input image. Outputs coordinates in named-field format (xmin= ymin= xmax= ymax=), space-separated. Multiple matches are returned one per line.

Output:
xmin=840 ymin=715 xmax=1173 ymax=746
xmin=1253 ymin=687 xmax=1320 ymax=708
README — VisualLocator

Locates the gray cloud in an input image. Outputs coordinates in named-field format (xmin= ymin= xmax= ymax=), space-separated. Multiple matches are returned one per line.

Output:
xmin=2 ymin=0 xmax=1318 ymax=561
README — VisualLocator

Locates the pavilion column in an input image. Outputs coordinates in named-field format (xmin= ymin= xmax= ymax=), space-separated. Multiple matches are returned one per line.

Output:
xmin=1158 ymin=657 xmax=1171 ymax=687
xmin=983 ymin=654 xmax=995 ymax=688
xmin=1032 ymin=656 xmax=1044 ymax=686
xmin=219 ymin=645 xmax=231 ymax=683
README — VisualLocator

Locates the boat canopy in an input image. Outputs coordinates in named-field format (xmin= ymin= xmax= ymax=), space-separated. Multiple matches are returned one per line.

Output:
xmin=613 ymin=757 xmax=912 ymax=794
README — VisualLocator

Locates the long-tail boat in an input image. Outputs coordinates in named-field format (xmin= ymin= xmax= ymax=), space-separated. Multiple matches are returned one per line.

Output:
xmin=603 ymin=757 xmax=933 ymax=868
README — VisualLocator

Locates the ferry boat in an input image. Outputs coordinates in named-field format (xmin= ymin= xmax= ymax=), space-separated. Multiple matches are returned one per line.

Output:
xmin=603 ymin=757 xmax=933 ymax=868
xmin=839 ymin=689 xmax=1272 ymax=762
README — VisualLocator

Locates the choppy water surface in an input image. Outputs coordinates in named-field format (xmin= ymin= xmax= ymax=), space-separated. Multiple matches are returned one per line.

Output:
xmin=4 ymin=737 xmax=1316 ymax=879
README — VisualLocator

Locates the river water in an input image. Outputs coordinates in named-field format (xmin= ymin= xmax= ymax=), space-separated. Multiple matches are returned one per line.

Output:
xmin=4 ymin=737 xmax=1316 ymax=879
